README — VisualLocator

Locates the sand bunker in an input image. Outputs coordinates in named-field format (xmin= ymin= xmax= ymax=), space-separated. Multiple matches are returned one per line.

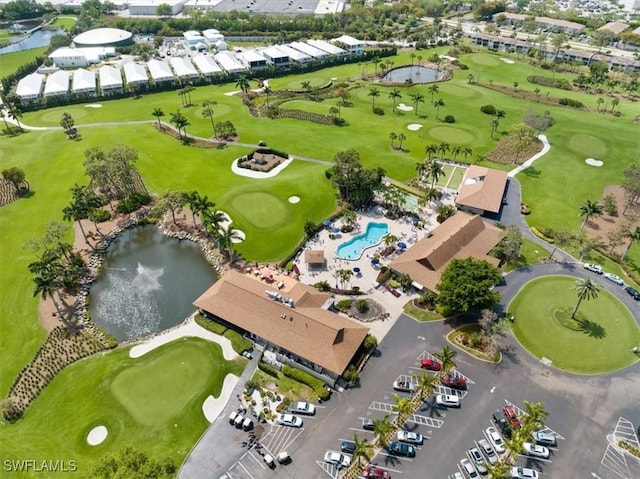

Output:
xmin=289 ymin=196 xmax=300 ymax=204
xmin=500 ymin=58 xmax=515 ymax=64
xmin=407 ymin=124 xmax=423 ymax=131
xmin=585 ymin=158 xmax=604 ymax=167
xmin=397 ymin=103 xmax=413 ymax=112
xmin=85 ymin=104 xmax=103 ymax=108
xmin=87 ymin=425 xmax=108 ymax=446
xmin=202 ymin=374 xmax=239 ymax=423
xmin=230 ymin=229 xmax=246 ymax=243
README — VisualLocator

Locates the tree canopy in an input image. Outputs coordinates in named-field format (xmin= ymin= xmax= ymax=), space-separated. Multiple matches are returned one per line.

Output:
xmin=88 ymin=446 xmax=176 ymax=479
xmin=436 ymin=258 xmax=502 ymax=314
xmin=328 ymin=149 xmax=385 ymax=208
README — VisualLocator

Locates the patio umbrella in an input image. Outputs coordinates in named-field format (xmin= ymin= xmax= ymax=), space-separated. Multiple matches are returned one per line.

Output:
xmin=353 ymin=267 xmax=361 ymax=273
xmin=371 ymin=258 xmax=380 ymax=265
xmin=398 ymin=242 xmax=407 ymax=250
xmin=322 ymin=220 xmax=332 ymax=227
xmin=332 ymin=227 xmax=340 ymax=233
xmin=292 ymin=263 xmax=300 ymax=275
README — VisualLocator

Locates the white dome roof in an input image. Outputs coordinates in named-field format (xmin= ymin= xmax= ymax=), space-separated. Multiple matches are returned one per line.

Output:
xmin=73 ymin=28 xmax=132 ymax=46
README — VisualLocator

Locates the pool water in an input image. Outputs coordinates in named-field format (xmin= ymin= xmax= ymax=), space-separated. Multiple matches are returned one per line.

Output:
xmin=336 ymin=222 xmax=389 ymax=260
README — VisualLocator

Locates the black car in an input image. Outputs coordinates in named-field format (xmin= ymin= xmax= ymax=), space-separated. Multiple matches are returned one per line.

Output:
xmin=492 ymin=411 xmax=513 ymax=438
xmin=341 ymin=440 xmax=356 ymax=454
xmin=387 ymin=441 xmax=416 ymax=457
xmin=626 ymin=286 xmax=640 ymax=301
xmin=362 ymin=418 xmax=375 ymax=431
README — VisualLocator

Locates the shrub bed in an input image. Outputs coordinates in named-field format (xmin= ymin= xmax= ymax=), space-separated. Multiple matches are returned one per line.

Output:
xmin=195 ymin=313 xmax=228 ymax=334
xmin=258 ymin=361 xmax=280 ymax=378
xmin=223 ymin=329 xmax=252 ymax=354
xmin=276 ymin=108 xmax=334 ymax=125
xmin=527 ymin=75 xmax=572 ymax=90
xmin=558 ymin=97 xmax=585 ymax=108
xmin=282 ymin=365 xmax=330 ymax=400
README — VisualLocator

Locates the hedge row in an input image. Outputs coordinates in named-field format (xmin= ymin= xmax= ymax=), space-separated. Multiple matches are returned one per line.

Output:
xmin=195 ymin=314 xmax=227 ymax=334
xmin=527 ymin=75 xmax=572 ymax=90
xmin=558 ymin=97 xmax=584 ymax=108
xmin=223 ymin=329 xmax=252 ymax=354
xmin=282 ymin=365 xmax=330 ymax=400
xmin=258 ymin=361 xmax=280 ymax=378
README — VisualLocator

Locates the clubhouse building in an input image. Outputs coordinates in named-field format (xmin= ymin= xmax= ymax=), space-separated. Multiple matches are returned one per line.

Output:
xmin=194 ymin=270 xmax=369 ymax=385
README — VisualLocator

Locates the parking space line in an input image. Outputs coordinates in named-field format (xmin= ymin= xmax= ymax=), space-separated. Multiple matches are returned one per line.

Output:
xmin=367 ymin=403 xmax=445 ymax=428
xmin=417 ymin=351 xmax=475 ymax=384
xmin=368 ymin=463 xmax=404 ymax=474
xmin=377 ymin=452 xmax=414 ymax=462
xmin=517 ymin=453 xmax=552 ymax=464
xmin=437 ymin=385 xmax=468 ymax=399
xmin=599 ymin=417 xmax=640 ymax=479
xmin=504 ymin=399 xmax=565 ymax=440
xmin=315 ymin=460 xmax=340 ymax=479
xmin=237 ymin=459 xmax=257 ymax=478
xmin=612 ymin=417 xmax=640 ymax=448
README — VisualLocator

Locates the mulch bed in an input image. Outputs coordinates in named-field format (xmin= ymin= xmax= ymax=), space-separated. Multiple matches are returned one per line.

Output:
xmin=485 ymin=136 xmax=543 ymax=165
xmin=153 ymin=123 xmax=232 ymax=148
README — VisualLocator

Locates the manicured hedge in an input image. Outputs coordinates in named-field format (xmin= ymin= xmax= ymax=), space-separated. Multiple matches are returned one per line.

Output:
xmin=258 ymin=361 xmax=280 ymax=378
xmin=282 ymin=365 xmax=330 ymax=400
xmin=195 ymin=314 xmax=227 ymax=334
xmin=223 ymin=329 xmax=252 ymax=354
xmin=527 ymin=75 xmax=572 ymax=90
xmin=558 ymin=98 xmax=584 ymax=108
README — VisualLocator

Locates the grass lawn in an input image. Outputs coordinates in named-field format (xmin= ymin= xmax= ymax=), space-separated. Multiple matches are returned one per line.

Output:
xmin=50 ymin=16 xmax=77 ymax=30
xmin=447 ymin=166 xmax=466 ymax=189
xmin=253 ymin=370 xmax=318 ymax=402
xmin=403 ymin=300 xmax=443 ymax=322
xmin=509 ymin=275 xmax=640 ymax=374
xmin=0 ymin=338 xmax=246 ymax=477
xmin=436 ymin=165 xmax=454 ymax=187
xmin=0 ymin=46 xmax=47 ymax=77
xmin=502 ymin=238 xmax=551 ymax=272
xmin=446 ymin=324 xmax=499 ymax=362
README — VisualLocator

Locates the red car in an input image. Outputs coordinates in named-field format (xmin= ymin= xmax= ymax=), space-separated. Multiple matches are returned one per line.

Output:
xmin=442 ymin=374 xmax=467 ymax=390
xmin=362 ymin=465 xmax=391 ymax=478
xmin=420 ymin=358 xmax=442 ymax=371
xmin=502 ymin=405 xmax=521 ymax=429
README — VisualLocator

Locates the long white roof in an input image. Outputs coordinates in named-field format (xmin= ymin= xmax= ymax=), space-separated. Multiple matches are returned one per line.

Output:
xmin=236 ymin=49 xmax=265 ymax=64
xmin=289 ymin=41 xmax=329 ymax=59
xmin=72 ymin=68 xmax=96 ymax=92
xmin=261 ymin=46 xmax=289 ymax=61
xmin=16 ymin=72 xmax=45 ymax=98
xmin=44 ymin=70 xmax=70 ymax=96
xmin=276 ymin=44 xmax=312 ymax=63
xmin=308 ymin=39 xmax=347 ymax=55
xmin=332 ymin=35 xmax=362 ymax=47
xmin=169 ymin=57 xmax=199 ymax=78
xmin=192 ymin=54 xmax=223 ymax=75
xmin=147 ymin=59 xmax=174 ymax=82
xmin=214 ymin=52 xmax=246 ymax=73
xmin=99 ymin=65 xmax=123 ymax=89
xmin=123 ymin=62 xmax=149 ymax=84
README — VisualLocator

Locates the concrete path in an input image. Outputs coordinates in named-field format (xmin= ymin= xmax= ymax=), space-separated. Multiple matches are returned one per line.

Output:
xmin=508 ymin=134 xmax=550 ymax=177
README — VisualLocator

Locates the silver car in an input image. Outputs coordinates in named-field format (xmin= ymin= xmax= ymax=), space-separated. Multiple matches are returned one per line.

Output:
xmin=603 ymin=272 xmax=624 ymax=285
xmin=532 ymin=430 xmax=557 ymax=447
xmin=468 ymin=447 xmax=488 ymax=475
xmin=478 ymin=438 xmax=498 ymax=464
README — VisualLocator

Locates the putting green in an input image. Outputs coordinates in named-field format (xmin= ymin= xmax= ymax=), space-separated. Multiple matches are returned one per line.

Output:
xmin=40 ymin=108 xmax=90 ymax=123
xmin=286 ymin=77 xmax=327 ymax=90
xmin=193 ymin=103 xmax=233 ymax=119
xmin=229 ymin=191 xmax=289 ymax=230
xmin=111 ymin=341 xmax=220 ymax=426
xmin=440 ymin=84 xmax=480 ymax=99
xmin=427 ymin=126 xmax=474 ymax=144
xmin=568 ymin=134 xmax=608 ymax=158
xmin=468 ymin=54 xmax=501 ymax=67
xmin=509 ymin=276 xmax=640 ymax=374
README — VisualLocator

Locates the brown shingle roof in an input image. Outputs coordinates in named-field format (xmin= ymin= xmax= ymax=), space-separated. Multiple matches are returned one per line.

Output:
xmin=455 ymin=165 xmax=508 ymax=214
xmin=305 ymin=250 xmax=325 ymax=264
xmin=389 ymin=213 xmax=504 ymax=291
xmin=193 ymin=271 xmax=369 ymax=375
xmin=598 ymin=22 xmax=629 ymax=35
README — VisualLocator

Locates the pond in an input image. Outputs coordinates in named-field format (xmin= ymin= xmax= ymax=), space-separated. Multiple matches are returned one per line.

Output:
xmin=0 ymin=28 xmax=65 ymax=55
xmin=89 ymin=225 xmax=218 ymax=342
xmin=383 ymin=65 xmax=444 ymax=84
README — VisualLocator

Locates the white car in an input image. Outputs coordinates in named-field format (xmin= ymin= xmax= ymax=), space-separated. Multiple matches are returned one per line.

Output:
xmin=468 ymin=447 xmax=488 ymax=475
xmin=277 ymin=413 xmax=303 ymax=427
xmin=510 ymin=466 xmax=539 ymax=478
xmin=603 ymin=272 xmax=624 ymax=285
xmin=478 ymin=438 xmax=498 ymax=464
xmin=532 ymin=430 xmax=557 ymax=447
xmin=523 ymin=442 xmax=550 ymax=459
xmin=460 ymin=458 xmax=478 ymax=478
xmin=583 ymin=263 xmax=603 ymax=274
xmin=435 ymin=394 xmax=460 ymax=408
xmin=397 ymin=430 xmax=424 ymax=445
xmin=290 ymin=401 xmax=316 ymax=415
xmin=486 ymin=427 xmax=505 ymax=453
xmin=323 ymin=451 xmax=351 ymax=468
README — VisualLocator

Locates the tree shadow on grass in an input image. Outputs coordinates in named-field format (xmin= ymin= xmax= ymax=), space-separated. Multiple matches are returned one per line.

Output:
xmin=521 ymin=166 xmax=541 ymax=178
xmin=577 ymin=318 xmax=607 ymax=338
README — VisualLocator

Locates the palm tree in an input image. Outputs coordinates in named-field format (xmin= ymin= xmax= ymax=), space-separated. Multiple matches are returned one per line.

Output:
xmin=415 ymin=161 xmax=426 ymax=180
xmin=170 ymin=110 xmax=190 ymax=139
xmin=389 ymin=132 xmax=397 ymax=148
xmin=336 ymin=268 xmax=354 ymax=290
xmin=7 ymin=103 xmax=22 ymax=131
xmin=384 ymin=233 xmax=399 ymax=246
xmin=462 ymin=147 xmax=473 ymax=162
xmin=549 ymin=228 xmax=571 ymax=260
xmin=424 ymin=144 xmax=438 ymax=161
xmin=301 ymin=80 xmax=311 ymax=93
xmin=236 ymin=76 xmax=251 ymax=97
xmin=350 ymin=434 xmax=372 ymax=467
xmin=434 ymin=345 xmax=457 ymax=374
xmin=451 ymin=146 xmax=463 ymax=161
xmin=579 ymin=199 xmax=604 ymax=230
xmin=486 ymin=461 xmax=512 ymax=478
xmin=0 ymin=109 xmax=9 ymax=132
xmin=596 ymin=97 xmax=604 ymax=111
xmin=428 ymin=84 xmax=439 ymax=102
xmin=388 ymin=88 xmax=402 ymax=109
xmin=404 ymin=78 xmax=414 ymax=90
xmin=263 ymin=85 xmax=272 ymax=108
xmin=433 ymin=98 xmax=445 ymax=119
xmin=368 ymin=87 xmax=380 ymax=109
xmin=203 ymin=208 xmax=227 ymax=238
xmin=467 ymin=73 xmax=474 ymax=84
xmin=437 ymin=141 xmax=450 ymax=160
xmin=427 ymin=160 xmax=445 ymax=190
xmin=611 ymin=98 xmax=620 ymax=112
xmin=391 ymin=393 xmax=414 ymax=426
xmin=621 ymin=226 xmax=640 ymax=260
xmin=219 ymin=226 xmax=243 ymax=261
xmin=152 ymin=107 xmax=165 ymax=128
xmin=413 ymin=370 xmax=437 ymax=401
xmin=397 ymin=133 xmax=406 ymax=150
xmin=409 ymin=52 xmax=416 ymax=66
xmin=521 ymin=401 xmax=549 ymax=434
xmin=411 ymin=93 xmax=425 ymax=116
xmin=372 ymin=415 xmax=395 ymax=447
xmin=32 ymin=271 xmax=65 ymax=321
xmin=490 ymin=118 xmax=500 ymax=139
xmin=502 ymin=432 xmax=526 ymax=463
xmin=202 ymin=100 xmax=217 ymax=137
xmin=572 ymin=278 xmax=600 ymax=318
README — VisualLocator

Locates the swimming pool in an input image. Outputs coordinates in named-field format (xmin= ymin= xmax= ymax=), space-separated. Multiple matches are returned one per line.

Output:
xmin=336 ymin=222 xmax=389 ymax=260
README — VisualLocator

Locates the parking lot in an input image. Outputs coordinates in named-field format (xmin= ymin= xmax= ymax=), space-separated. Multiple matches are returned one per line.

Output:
xmin=212 ymin=315 xmax=640 ymax=479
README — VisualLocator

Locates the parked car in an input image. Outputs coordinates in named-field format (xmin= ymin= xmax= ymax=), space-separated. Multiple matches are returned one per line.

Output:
xmin=510 ymin=466 xmax=539 ymax=479
xmin=478 ymin=439 xmax=498 ymax=465
xmin=341 ymin=440 xmax=356 ymax=454
xmin=486 ymin=427 xmax=506 ymax=453
xmin=229 ymin=410 xmax=239 ymax=425
xmin=420 ymin=358 xmax=442 ymax=371
xmin=468 ymin=447 xmax=488 ymax=475
xmin=436 ymin=394 xmax=461 ymax=408
xmin=625 ymin=286 xmax=640 ymax=300
xmin=583 ymin=263 xmax=603 ymax=274
xmin=523 ymin=442 xmax=550 ymax=459
xmin=277 ymin=413 xmax=303 ymax=428
xmin=502 ymin=405 xmax=521 ymax=429
xmin=362 ymin=418 xmax=375 ymax=431
xmin=362 ymin=464 xmax=391 ymax=478
xmin=492 ymin=411 xmax=513 ymax=438
xmin=393 ymin=380 xmax=416 ymax=393
xmin=443 ymin=374 xmax=467 ymax=390
xmin=460 ymin=458 xmax=479 ymax=478
xmin=453 ymin=473 xmax=464 ymax=479
xmin=532 ymin=430 xmax=557 ymax=447
xmin=324 ymin=451 xmax=351 ymax=468
xmin=604 ymin=272 xmax=624 ymax=285
xmin=290 ymin=401 xmax=316 ymax=415
xmin=387 ymin=442 xmax=416 ymax=457
xmin=397 ymin=430 xmax=423 ymax=445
